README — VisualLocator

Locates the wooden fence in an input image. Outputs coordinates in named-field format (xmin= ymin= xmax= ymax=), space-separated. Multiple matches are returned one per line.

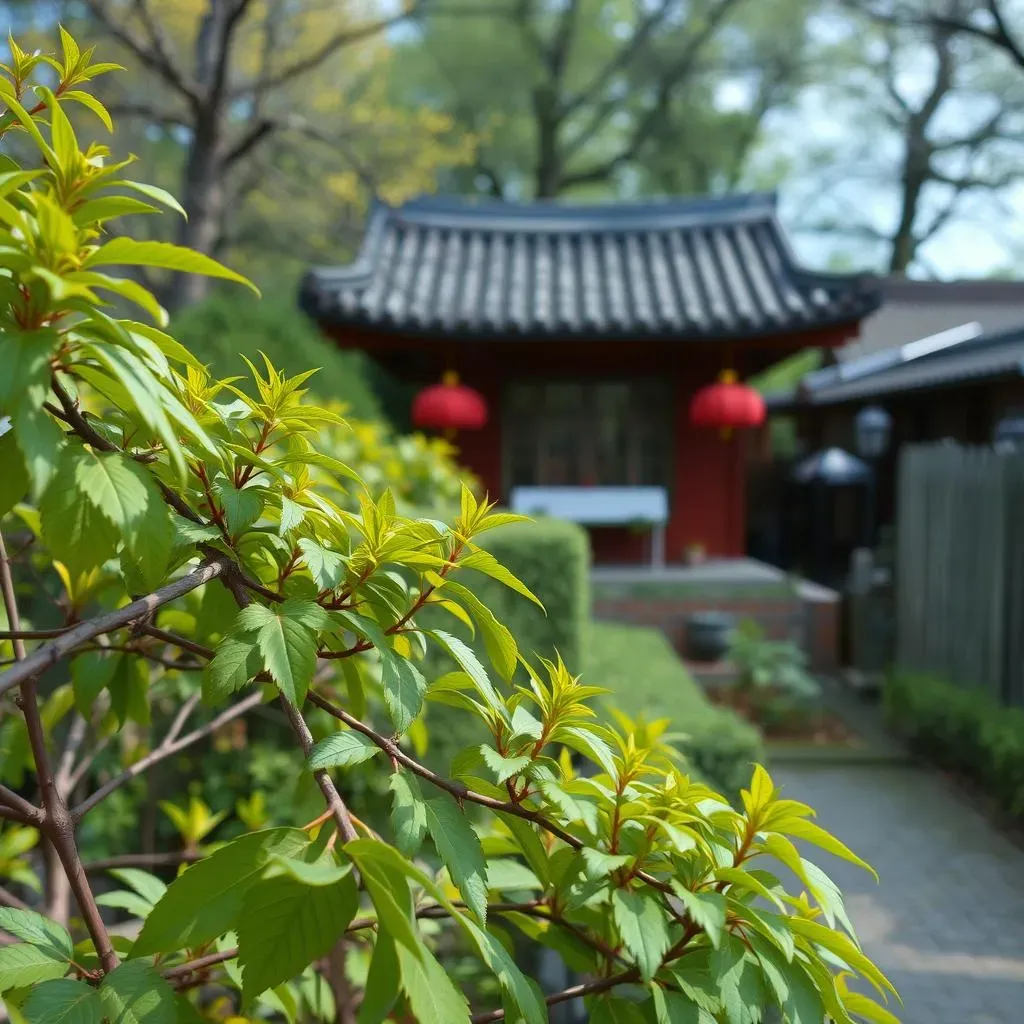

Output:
xmin=896 ymin=442 xmax=1024 ymax=706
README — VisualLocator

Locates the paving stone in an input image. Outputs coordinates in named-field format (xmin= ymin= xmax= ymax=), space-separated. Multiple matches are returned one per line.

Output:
xmin=772 ymin=763 xmax=1024 ymax=1024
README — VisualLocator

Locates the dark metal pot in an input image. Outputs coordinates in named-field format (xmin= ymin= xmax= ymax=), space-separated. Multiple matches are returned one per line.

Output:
xmin=683 ymin=611 xmax=737 ymax=663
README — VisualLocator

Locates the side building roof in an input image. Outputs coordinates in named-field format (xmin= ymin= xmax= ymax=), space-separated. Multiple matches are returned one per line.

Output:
xmin=299 ymin=193 xmax=881 ymax=341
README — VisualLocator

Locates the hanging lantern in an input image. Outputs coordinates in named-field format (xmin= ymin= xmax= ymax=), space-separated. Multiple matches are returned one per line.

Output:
xmin=412 ymin=370 xmax=488 ymax=436
xmin=689 ymin=369 xmax=765 ymax=439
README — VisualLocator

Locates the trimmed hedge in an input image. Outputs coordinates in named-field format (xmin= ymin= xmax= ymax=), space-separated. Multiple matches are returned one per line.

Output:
xmin=886 ymin=670 xmax=1024 ymax=820
xmin=476 ymin=517 xmax=591 ymax=675
xmin=586 ymin=622 xmax=764 ymax=797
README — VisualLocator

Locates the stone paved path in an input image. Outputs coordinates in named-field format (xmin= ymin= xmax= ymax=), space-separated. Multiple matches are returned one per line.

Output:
xmin=773 ymin=763 xmax=1024 ymax=1024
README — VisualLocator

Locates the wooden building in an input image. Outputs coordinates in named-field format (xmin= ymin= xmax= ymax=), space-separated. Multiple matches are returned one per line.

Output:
xmin=300 ymin=193 xmax=881 ymax=564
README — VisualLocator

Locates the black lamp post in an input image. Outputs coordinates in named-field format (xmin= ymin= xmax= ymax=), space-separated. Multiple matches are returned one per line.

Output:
xmin=854 ymin=405 xmax=893 ymax=549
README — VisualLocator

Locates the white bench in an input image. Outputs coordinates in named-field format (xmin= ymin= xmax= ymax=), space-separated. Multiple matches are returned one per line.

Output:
xmin=509 ymin=486 xmax=669 ymax=566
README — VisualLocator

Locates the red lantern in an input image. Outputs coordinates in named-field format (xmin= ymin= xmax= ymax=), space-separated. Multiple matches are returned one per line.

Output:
xmin=412 ymin=371 xmax=488 ymax=435
xmin=689 ymin=369 xmax=765 ymax=439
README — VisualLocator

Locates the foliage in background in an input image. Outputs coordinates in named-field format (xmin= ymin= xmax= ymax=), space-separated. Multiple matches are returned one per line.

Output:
xmin=0 ymin=31 xmax=898 ymax=1024
xmin=886 ymin=669 xmax=1024 ymax=821
xmin=728 ymin=621 xmax=821 ymax=702
xmin=585 ymin=623 xmax=765 ymax=799
xmin=171 ymin=292 xmax=384 ymax=422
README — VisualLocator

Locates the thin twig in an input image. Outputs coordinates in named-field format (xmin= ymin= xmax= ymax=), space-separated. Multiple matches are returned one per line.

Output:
xmin=0 ymin=885 xmax=31 ymax=912
xmin=0 ymin=558 xmax=230 ymax=698
xmin=1 ymin=530 xmax=119 ymax=973
xmin=84 ymin=850 xmax=202 ymax=872
xmin=470 ymin=967 xmax=641 ymax=1023
xmin=74 ymin=691 xmax=263 ymax=819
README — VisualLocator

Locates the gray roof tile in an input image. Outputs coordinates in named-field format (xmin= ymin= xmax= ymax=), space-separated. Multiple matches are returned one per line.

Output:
xmin=299 ymin=193 xmax=881 ymax=339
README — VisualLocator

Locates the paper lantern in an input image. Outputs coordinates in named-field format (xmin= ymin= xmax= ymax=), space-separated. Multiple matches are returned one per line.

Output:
xmin=689 ymin=369 xmax=765 ymax=437
xmin=412 ymin=371 xmax=488 ymax=433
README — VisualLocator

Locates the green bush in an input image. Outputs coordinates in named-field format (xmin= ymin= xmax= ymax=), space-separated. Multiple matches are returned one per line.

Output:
xmin=172 ymin=290 xmax=384 ymax=420
xmin=886 ymin=670 xmax=1024 ymax=819
xmin=586 ymin=622 xmax=764 ymax=796
xmin=477 ymin=516 xmax=591 ymax=673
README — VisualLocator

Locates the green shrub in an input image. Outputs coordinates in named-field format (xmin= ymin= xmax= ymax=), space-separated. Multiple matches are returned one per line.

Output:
xmin=477 ymin=516 xmax=591 ymax=674
xmin=586 ymin=622 xmax=764 ymax=796
xmin=886 ymin=669 xmax=1024 ymax=819
xmin=172 ymin=290 xmax=384 ymax=420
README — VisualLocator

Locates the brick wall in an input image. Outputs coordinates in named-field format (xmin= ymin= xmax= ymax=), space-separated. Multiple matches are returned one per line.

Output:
xmin=593 ymin=593 xmax=840 ymax=673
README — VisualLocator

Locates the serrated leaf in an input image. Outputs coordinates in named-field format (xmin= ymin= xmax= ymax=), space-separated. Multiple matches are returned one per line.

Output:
xmin=424 ymin=795 xmax=488 ymax=925
xmin=204 ymin=634 xmax=261 ymax=703
xmin=238 ymin=871 xmax=358 ymax=1002
xmin=0 ymin=430 xmax=29 ymax=517
xmin=297 ymin=539 xmax=345 ymax=590
xmin=83 ymin=238 xmax=258 ymax=293
xmin=358 ymin=931 xmax=399 ymax=1024
xmin=396 ymin=940 xmax=470 ymax=1024
xmin=651 ymin=987 xmax=716 ymax=1024
xmin=266 ymin=854 xmax=352 ymax=887
xmin=672 ymin=884 xmax=727 ymax=949
xmin=21 ymin=979 xmax=102 ymax=1024
xmin=461 ymin=917 xmax=546 ymax=1024
xmin=132 ymin=828 xmax=309 ymax=955
xmin=215 ymin=482 xmax=264 ymax=535
xmin=0 ymin=908 xmax=73 ymax=958
xmin=0 ymin=944 xmax=69 ymax=990
xmin=345 ymin=842 xmax=420 ymax=955
xmin=99 ymin=960 xmax=176 ymax=1023
xmin=479 ymin=745 xmax=531 ymax=784
xmin=460 ymin=547 xmax=544 ymax=608
xmin=237 ymin=605 xmax=317 ymax=706
xmin=429 ymin=629 xmax=502 ymax=711
xmin=611 ymin=888 xmax=670 ymax=981
xmin=279 ymin=495 xmax=305 ymax=535
xmin=308 ymin=730 xmax=380 ymax=771
xmin=389 ymin=772 xmax=427 ymax=858
xmin=438 ymin=579 xmax=517 ymax=681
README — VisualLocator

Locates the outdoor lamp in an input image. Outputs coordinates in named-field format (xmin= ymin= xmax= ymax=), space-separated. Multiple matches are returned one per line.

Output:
xmin=854 ymin=405 xmax=892 ymax=460
xmin=994 ymin=412 xmax=1024 ymax=451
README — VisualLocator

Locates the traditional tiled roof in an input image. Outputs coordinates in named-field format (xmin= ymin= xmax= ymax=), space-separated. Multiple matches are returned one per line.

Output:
xmin=765 ymin=322 xmax=1024 ymax=410
xmin=299 ymin=194 xmax=881 ymax=340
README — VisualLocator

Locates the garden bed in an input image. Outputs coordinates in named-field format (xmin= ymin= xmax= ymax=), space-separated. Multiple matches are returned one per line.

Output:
xmin=707 ymin=684 xmax=862 ymax=747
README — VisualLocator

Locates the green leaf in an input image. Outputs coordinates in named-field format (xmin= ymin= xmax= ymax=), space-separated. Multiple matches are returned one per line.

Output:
xmin=308 ymin=730 xmax=380 ymax=771
xmin=589 ymin=997 xmax=647 ymax=1024
xmin=351 ymin=934 xmax=396 ymax=1024
xmin=0 ymin=431 xmax=29 ymax=517
xmin=279 ymin=496 xmax=305 ymax=535
xmin=396 ymin=940 xmax=470 ymax=1023
xmin=672 ymin=884 xmax=727 ymax=949
xmin=70 ymin=197 xmax=159 ymax=226
xmin=345 ymin=842 xmax=420 ymax=955
xmin=424 ymin=795 xmax=488 ymax=925
xmin=460 ymin=547 xmax=544 ymax=609
xmin=485 ymin=859 xmax=542 ymax=891
xmin=215 ymin=483 xmax=264 ymax=535
xmin=83 ymin=238 xmax=258 ymax=293
xmin=0 ymin=944 xmax=69 ymax=990
xmin=651 ymin=987 xmax=716 ymax=1024
xmin=840 ymin=990 xmax=901 ymax=1024
xmin=266 ymin=854 xmax=352 ymax=887
xmin=611 ymin=888 xmax=670 ymax=981
xmin=773 ymin=817 xmax=878 ymax=880
xmin=238 ymin=871 xmax=358 ymax=1002
xmin=203 ymin=634 xmax=262 ymax=703
xmin=389 ymin=772 xmax=427 ymax=858
xmin=39 ymin=449 xmax=118 ymax=578
xmin=479 ymin=746 xmax=531 ymax=785
xmin=117 ymin=182 xmax=187 ymax=219
xmin=99 ymin=960 xmax=176 ymax=1023
xmin=428 ymin=629 xmax=502 ymax=711
xmin=238 ymin=604 xmax=317 ymax=706
xmin=132 ymin=828 xmax=310 ymax=956
xmin=0 ymin=908 xmax=73 ymax=958
xmin=460 ymin=918 xmax=546 ymax=1024
xmin=438 ymin=579 xmax=517 ymax=681
xmin=21 ymin=979 xmax=102 ymax=1024
xmin=62 ymin=90 xmax=113 ymax=132
xmin=94 ymin=891 xmax=153 ymax=919
xmin=107 ymin=654 xmax=149 ymax=728
xmin=297 ymin=539 xmax=345 ymax=590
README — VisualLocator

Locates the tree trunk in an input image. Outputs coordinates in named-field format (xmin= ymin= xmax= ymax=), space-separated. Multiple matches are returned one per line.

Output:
xmin=165 ymin=115 xmax=226 ymax=311
xmin=533 ymin=90 xmax=563 ymax=198
xmin=888 ymin=162 xmax=926 ymax=274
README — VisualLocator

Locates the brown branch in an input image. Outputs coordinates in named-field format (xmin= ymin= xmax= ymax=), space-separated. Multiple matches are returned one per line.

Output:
xmin=0 ymin=558 xmax=230 ymax=699
xmin=0 ymin=628 xmax=72 ymax=640
xmin=73 ymin=690 xmax=262 ymax=820
xmin=84 ymin=851 xmax=202 ymax=872
xmin=1 ymin=530 xmax=118 ymax=974
xmin=0 ymin=885 xmax=31 ymax=912
xmin=139 ymin=626 xmax=215 ymax=661
xmin=470 ymin=967 xmax=641 ymax=1023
